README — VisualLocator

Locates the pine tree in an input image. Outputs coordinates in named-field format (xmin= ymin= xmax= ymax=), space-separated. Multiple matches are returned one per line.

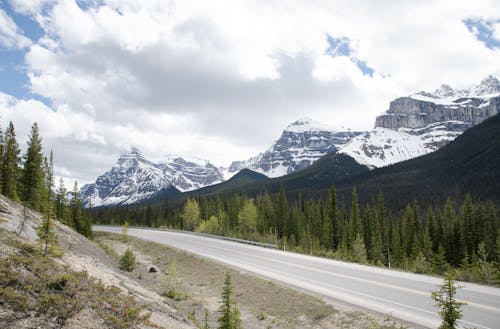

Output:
xmin=55 ymin=178 xmax=69 ymax=225
xmin=21 ymin=122 xmax=45 ymax=211
xmin=119 ymin=248 xmax=137 ymax=272
xmin=70 ymin=181 xmax=84 ymax=234
xmin=217 ymin=273 xmax=241 ymax=329
xmin=352 ymin=233 xmax=368 ymax=263
xmin=431 ymin=271 xmax=466 ymax=329
xmin=203 ymin=309 xmax=211 ymax=329
xmin=37 ymin=203 xmax=58 ymax=255
xmin=350 ymin=187 xmax=362 ymax=242
xmin=2 ymin=122 xmax=21 ymax=200
xmin=275 ymin=185 xmax=288 ymax=238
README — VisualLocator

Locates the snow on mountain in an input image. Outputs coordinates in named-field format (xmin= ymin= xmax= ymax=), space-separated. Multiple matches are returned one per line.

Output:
xmin=340 ymin=75 xmax=500 ymax=168
xmin=80 ymin=148 xmax=224 ymax=207
xmin=225 ymin=118 xmax=362 ymax=178
xmin=340 ymin=128 xmax=429 ymax=169
xmin=160 ymin=156 xmax=224 ymax=191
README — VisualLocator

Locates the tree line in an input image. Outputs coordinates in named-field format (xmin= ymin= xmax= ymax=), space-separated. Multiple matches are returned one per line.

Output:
xmin=93 ymin=185 xmax=500 ymax=284
xmin=0 ymin=121 xmax=91 ymax=238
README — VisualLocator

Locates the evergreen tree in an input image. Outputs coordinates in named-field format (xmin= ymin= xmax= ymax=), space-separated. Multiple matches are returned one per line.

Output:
xmin=21 ymin=122 xmax=45 ymax=211
xmin=275 ymin=185 xmax=288 ymax=238
xmin=217 ymin=273 xmax=241 ymax=329
xmin=2 ymin=122 xmax=21 ymax=200
xmin=350 ymin=187 xmax=362 ymax=242
xmin=119 ymin=248 xmax=137 ymax=272
xmin=203 ymin=309 xmax=211 ymax=329
xmin=352 ymin=233 xmax=368 ymax=263
xmin=55 ymin=178 xmax=69 ymax=225
xmin=70 ymin=181 xmax=84 ymax=235
xmin=431 ymin=271 xmax=465 ymax=329
xmin=37 ymin=203 xmax=57 ymax=255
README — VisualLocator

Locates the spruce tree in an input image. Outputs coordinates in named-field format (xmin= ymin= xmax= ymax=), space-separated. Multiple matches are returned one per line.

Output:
xmin=21 ymin=122 xmax=44 ymax=211
xmin=2 ymin=122 xmax=20 ymax=200
xmin=55 ymin=178 xmax=69 ymax=225
xmin=119 ymin=248 xmax=137 ymax=272
xmin=70 ymin=181 xmax=84 ymax=234
xmin=217 ymin=273 xmax=241 ymax=329
xmin=431 ymin=271 xmax=465 ymax=329
xmin=350 ymin=186 xmax=362 ymax=242
xmin=37 ymin=203 xmax=58 ymax=255
xmin=352 ymin=233 xmax=368 ymax=263
xmin=275 ymin=185 xmax=288 ymax=238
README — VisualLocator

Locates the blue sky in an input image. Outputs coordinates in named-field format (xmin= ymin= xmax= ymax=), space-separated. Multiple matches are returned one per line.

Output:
xmin=0 ymin=0 xmax=499 ymax=186
xmin=0 ymin=3 xmax=40 ymax=96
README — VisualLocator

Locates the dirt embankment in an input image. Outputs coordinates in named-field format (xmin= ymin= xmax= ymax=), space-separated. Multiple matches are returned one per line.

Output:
xmin=0 ymin=194 xmax=195 ymax=329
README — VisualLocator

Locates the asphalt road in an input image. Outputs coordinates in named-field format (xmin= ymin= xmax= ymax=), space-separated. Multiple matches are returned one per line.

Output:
xmin=94 ymin=226 xmax=500 ymax=329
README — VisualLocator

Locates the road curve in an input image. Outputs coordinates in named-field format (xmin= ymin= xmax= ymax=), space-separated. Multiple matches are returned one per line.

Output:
xmin=94 ymin=226 xmax=500 ymax=329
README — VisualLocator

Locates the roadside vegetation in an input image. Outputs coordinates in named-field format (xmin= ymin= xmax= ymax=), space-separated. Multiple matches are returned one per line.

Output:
xmin=93 ymin=187 xmax=500 ymax=285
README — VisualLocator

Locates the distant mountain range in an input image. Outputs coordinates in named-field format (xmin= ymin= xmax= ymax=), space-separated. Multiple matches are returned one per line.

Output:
xmin=224 ymin=118 xmax=362 ymax=178
xmin=340 ymin=75 xmax=500 ymax=168
xmin=80 ymin=148 xmax=221 ymax=207
xmin=186 ymin=111 xmax=500 ymax=208
xmin=81 ymin=75 xmax=500 ymax=207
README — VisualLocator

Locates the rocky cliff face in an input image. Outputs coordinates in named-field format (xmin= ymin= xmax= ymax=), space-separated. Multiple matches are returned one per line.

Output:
xmin=225 ymin=118 xmax=362 ymax=178
xmin=375 ymin=96 xmax=499 ymax=130
xmin=341 ymin=75 xmax=500 ymax=168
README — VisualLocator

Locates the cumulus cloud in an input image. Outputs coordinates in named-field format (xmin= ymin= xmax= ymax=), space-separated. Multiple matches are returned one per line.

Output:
xmin=0 ymin=8 xmax=31 ymax=49
xmin=1 ymin=0 xmax=500 ymax=186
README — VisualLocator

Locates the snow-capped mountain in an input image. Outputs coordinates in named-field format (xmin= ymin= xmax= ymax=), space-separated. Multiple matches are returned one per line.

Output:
xmin=340 ymin=75 xmax=500 ymax=168
xmin=80 ymin=148 xmax=224 ymax=207
xmin=225 ymin=118 xmax=362 ymax=178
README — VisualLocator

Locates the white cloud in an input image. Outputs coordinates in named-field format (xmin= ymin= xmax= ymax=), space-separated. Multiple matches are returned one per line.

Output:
xmin=493 ymin=22 xmax=500 ymax=41
xmin=1 ymin=0 xmax=500 ymax=186
xmin=0 ymin=8 xmax=31 ymax=49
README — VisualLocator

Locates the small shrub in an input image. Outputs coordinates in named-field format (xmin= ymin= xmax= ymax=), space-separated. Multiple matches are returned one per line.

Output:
xmin=257 ymin=311 xmax=267 ymax=320
xmin=0 ymin=286 xmax=30 ymax=311
xmin=95 ymin=240 xmax=117 ymax=257
xmin=119 ymin=249 xmax=136 ymax=272
xmin=163 ymin=288 xmax=186 ymax=301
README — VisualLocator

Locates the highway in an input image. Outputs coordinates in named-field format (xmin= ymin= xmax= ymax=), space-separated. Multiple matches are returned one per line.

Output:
xmin=94 ymin=226 xmax=500 ymax=329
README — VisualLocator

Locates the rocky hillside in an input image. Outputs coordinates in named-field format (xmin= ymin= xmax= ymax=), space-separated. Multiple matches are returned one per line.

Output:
xmin=0 ymin=194 xmax=194 ymax=329
xmin=340 ymin=75 xmax=500 ymax=168
xmin=225 ymin=118 xmax=362 ymax=178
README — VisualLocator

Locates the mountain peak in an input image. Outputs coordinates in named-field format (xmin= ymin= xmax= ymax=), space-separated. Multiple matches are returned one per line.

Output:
xmin=285 ymin=117 xmax=337 ymax=133
xmin=473 ymin=74 xmax=500 ymax=96
xmin=117 ymin=147 xmax=147 ymax=166
xmin=413 ymin=74 xmax=500 ymax=100
xmin=434 ymin=84 xmax=457 ymax=98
